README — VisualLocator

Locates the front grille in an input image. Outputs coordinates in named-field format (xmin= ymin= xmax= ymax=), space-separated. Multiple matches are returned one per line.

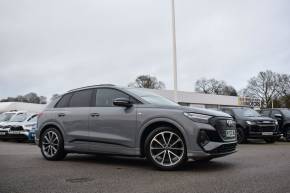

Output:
xmin=208 ymin=143 xmax=237 ymax=154
xmin=209 ymin=117 xmax=236 ymax=141
xmin=249 ymin=123 xmax=276 ymax=133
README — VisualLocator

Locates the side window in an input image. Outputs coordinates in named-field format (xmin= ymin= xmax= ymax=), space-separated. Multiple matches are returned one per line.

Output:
xmin=96 ymin=88 xmax=130 ymax=107
xmin=261 ymin=110 xmax=270 ymax=117
xmin=55 ymin=93 xmax=72 ymax=108
xmin=69 ymin=89 xmax=93 ymax=107
xmin=271 ymin=110 xmax=281 ymax=117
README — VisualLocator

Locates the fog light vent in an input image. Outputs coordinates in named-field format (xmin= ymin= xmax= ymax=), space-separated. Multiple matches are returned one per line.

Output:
xmin=198 ymin=130 xmax=210 ymax=147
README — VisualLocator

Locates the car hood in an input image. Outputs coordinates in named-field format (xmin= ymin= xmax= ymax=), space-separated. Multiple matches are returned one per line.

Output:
xmin=179 ymin=106 xmax=232 ymax=117
xmin=151 ymin=105 xmax=231 ymax=118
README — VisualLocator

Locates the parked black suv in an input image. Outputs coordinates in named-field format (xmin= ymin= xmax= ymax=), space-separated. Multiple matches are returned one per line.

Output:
xmin=260 ymin=108 xmax=290 ymax=141
xmin=220 ymin=107 xmax=279 ymax=143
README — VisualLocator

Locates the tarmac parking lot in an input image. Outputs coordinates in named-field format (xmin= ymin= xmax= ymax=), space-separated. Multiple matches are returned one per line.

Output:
xmin=0 ymin=140 xmax=290 ymax=193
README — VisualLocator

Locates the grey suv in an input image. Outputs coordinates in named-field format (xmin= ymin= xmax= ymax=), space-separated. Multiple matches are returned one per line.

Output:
xmin=36 ymin=85 xmax=237 ymax=170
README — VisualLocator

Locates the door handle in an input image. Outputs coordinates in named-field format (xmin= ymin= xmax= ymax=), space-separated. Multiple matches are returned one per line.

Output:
xmin=58 ymin=113 xmax=66 ymax=117
xmin=90 ymin=113 xmax=100 ymax=117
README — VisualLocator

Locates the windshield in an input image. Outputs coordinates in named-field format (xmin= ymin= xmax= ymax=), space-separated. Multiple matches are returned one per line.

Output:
xmin=281 ymin=109 xmax=290 ymax=117
xmin=10 ymin=113 xmax=28 ymax=122
xmin=0 ymin=113 xmax=16 ymax=122
xmin=125 ymin=88 xmax=179 ymax=106
xmin=233 ymin=108 xmax=261 ymax=117
xmin=27 ymin=115 xmax=37 ymax=122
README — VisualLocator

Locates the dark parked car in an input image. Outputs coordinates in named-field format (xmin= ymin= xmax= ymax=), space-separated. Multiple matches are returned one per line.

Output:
xmin=220 ymin=107 xmax=279 ymax=144
xmin=260 ymin=108 xmax=290 ymax=141
xmin=36 ymin=85 xmax=237 ymax=170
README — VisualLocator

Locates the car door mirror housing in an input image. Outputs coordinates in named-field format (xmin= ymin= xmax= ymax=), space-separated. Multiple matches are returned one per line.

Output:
xmin=274 ymin=114 xmax=282 ymax=118
xmin=113 ymin=98 xmax=132 ymax=107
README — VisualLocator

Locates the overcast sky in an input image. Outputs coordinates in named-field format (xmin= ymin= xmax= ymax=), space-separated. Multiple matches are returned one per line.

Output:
xmin=1 ymin=0 xmax=290 ymax=99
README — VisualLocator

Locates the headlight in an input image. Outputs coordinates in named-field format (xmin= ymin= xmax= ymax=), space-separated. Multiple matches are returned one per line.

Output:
xmin=246 ymin=121 xmax=256 ymax=125
xmin=184 ymin=112 xmax=212 ymax=123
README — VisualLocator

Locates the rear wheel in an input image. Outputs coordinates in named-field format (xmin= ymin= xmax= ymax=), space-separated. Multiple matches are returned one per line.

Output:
xmin=145 ymin=127 xmax=187 ymax=170
xmin=237 ymin=127 xmax=247 ymax=144
xmin=40 ymin=128 xmax=66 ymax=160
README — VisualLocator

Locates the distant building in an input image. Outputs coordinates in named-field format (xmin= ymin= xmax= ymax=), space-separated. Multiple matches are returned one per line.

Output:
xmin=146 ymin=89 xmax=241 ymax=109
xmin=0 ymin=102 xmax=46 ymax=113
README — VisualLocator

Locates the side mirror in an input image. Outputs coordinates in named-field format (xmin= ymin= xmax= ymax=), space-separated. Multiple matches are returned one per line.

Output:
xmin=274 ymin=114 xmax=282 ymax=118
xmin=113 ymin=98 xmax=132 ymax=107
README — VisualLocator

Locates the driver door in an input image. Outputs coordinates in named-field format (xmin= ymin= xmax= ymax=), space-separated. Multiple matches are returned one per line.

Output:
xmin=88 ymin=88 xmax=137 ymax=154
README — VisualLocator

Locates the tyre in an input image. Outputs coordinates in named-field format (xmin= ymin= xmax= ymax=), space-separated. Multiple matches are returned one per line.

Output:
xmin=40 ymin=128 xmax=66 ymax=161
xmin=285 ymin=126 xmax=290 ymax=142
xmin=264 ymin=138 xmax=276 ymax=143
xmin=145 ymin=127 xmax=187 ymax=170
xmin=237 ymin=127 xmax=247 ymax=144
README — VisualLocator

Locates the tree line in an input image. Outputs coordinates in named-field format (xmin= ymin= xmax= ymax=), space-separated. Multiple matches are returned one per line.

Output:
xmin=0 ymin=92 xmax=47 ymax=104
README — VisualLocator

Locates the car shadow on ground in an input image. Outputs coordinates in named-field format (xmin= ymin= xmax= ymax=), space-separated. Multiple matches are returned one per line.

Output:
xmin=64 ymin=154 xmax=235 ymax=172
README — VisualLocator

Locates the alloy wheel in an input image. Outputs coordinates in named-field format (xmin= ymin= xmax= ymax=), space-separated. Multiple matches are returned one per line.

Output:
xmin=149 ymin=131 xmax=184 ymax=167
xmin=42 ymin=131 xmax=60 ymax=158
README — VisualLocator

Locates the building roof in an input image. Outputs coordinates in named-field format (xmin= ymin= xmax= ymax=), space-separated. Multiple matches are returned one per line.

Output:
xmin=0 ymin=102 xmax=46 ymax=113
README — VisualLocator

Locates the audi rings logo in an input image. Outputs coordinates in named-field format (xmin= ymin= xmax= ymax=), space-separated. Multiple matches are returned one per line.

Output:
xmin=226 ymin=120 xmax=235 ymax=127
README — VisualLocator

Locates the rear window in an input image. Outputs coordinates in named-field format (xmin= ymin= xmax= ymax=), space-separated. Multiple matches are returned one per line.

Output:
xmin=69 ymin=89 xmax=93 ymax=107
xmin=55 ymin=93 xmax=72 ymax=108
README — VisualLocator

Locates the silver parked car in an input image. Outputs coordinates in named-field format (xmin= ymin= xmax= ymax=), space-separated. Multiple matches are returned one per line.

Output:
xmin=36 ymin=85 xmax=237 ymax=170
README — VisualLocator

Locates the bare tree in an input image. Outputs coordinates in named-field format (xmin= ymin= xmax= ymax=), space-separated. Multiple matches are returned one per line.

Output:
xmin=276 ymin=73 xmax=290 ymax=97
xmin=129 ymin=75 xmax=165 ymax=89
xmin=243 ymin=70 xmax=279 ymax=107
xmin=195 ymin=78 xmax=237 ymax=96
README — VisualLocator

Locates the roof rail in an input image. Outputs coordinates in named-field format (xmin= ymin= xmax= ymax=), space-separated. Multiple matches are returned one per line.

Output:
xmin=68 ymin=84 xmax=116 ymax=92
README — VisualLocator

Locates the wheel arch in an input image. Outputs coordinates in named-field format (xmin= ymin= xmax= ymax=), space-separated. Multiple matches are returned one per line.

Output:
xmin=138 ymin=118 xmax=187 ymax=157
xmin=39 ymin=122 xmax=65 ymax=146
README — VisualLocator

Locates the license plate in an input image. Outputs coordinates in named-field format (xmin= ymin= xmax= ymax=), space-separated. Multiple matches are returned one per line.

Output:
xmin=0 ymin=132 xmax=5 ymax=135
xmin=226 ymin=130 xmax=236 ymax=137
xmin=8 ymin=131 xmax=20 ymax=134
xmin=262 ymin=132 xmax=273 ymax=136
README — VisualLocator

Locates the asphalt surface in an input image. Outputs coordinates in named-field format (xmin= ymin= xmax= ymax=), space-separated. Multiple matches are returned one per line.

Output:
xmin=0 ymin=140 xmax=290 ymax=193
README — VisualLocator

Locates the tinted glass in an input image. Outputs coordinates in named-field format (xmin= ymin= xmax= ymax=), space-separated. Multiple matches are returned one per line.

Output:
xmin=55 ymin=93 xmax=72 ymax=108
xmin=271 ymin=110 xmax=281 ymax=116
xmin=69 ymin=89 xmax=93 ymax=107
xmin=96 ymin=89 xmax=129 ymax=107
xmin=281 ymin=109 xmax=290 ymax=117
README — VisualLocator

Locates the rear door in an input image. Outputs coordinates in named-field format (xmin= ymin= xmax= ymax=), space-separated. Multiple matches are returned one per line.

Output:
xmin=88 ymin=88 xmax=137 ymax=153
xmin=55 ymin=89 xmax=93 ymax=146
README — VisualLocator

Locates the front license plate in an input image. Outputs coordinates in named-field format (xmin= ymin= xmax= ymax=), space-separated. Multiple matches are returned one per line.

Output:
xmin=0 ymin=132 xmax=6 ymax=135
xmin=8 ymin=131 xmax=20 ymax=135
xmin=262 ymin=132 xmax=273 ymax=136
xmin=226 ymin=130 xmax=236 ymax=137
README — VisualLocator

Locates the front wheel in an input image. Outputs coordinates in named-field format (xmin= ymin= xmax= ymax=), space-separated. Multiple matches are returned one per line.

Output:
xmin=145 ymin=127 xmax=187 ymax=170
xmin=237 ymin=127 xmax=247 ymax=144
xmin=285 ymin=126 xmax=290 ymax=142
xmin=40 ymin=128 xmax=66 ymax=161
